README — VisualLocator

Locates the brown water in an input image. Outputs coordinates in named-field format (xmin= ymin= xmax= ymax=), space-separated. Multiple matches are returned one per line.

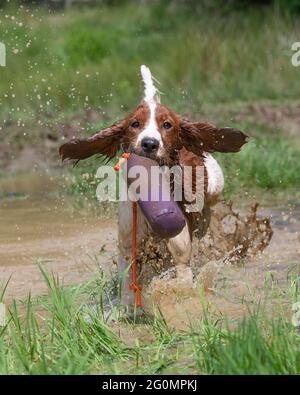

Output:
xmin=0 ymin=198 xmax=116 ymax=266
xmin=0 ymin=173 xmax=299 ymax=327
xmin=0 ymin=172 xmax=60 ymax=198
xmin=144 ymin=203 xmax=300 ymax=328
xmin=0 ymin=174 xmax=117 ymax=300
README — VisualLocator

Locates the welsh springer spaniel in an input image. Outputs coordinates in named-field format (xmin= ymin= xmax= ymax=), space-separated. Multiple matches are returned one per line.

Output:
xmin=60 ymin=65 xmax=248 ymax=310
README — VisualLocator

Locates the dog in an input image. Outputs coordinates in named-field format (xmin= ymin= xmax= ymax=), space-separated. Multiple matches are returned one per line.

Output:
xmin=60 ymin=65 xmax=248 ymax=310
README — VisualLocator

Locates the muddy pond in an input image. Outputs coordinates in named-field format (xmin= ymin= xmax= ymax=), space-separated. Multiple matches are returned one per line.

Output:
xmin=0 ymin=173 xmax=116 ymax=300
xmin=0 ymin=172 xmax=299 ymax=325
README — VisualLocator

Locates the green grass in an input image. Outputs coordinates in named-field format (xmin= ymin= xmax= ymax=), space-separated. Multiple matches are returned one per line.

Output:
xmin=0 ymin=2 xmax=299 ymax=120
xmin=0 ymin=267 xmax=299 ymax=374
xmin=192 ymin=312 xmax=300 ymax=374
xmin=217 ymin=136 xmax=300 ymax=198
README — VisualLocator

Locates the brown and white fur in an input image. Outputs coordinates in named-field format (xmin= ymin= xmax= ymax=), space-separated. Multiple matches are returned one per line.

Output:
xmin=60 ymin=65 xmax=248 ymax=309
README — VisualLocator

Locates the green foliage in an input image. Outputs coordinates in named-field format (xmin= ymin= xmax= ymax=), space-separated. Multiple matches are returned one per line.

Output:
xmin=0 ymin=3 xmax=299 ymax=120
xmin=192 ymin=313 xmax=300 ymax=374
xmin=0 ymin=267 xmax=299 ymax=374
xmin=273 ymin=0 xmax=300 ymax=12
xmin=0 ymin=268 xmax=128 ymax=374
xmin=65 ymin=27 xmax=121 ymax=66
xmin=216 ymin=136 xmax=300 ymax=197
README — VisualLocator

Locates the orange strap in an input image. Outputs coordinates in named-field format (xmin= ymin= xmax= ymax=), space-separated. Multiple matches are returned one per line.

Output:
xmin=130 ymin=201 xmax=142 ymax=308
xmin=114 ymin=152 xmax=131 ymax=171
xmin=114 ymin=153 xmax=142 ymax=308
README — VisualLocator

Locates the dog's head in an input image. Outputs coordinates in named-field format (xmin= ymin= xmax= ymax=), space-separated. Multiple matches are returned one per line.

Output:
xmin=59 ymin=65 xmax=248 ymax=164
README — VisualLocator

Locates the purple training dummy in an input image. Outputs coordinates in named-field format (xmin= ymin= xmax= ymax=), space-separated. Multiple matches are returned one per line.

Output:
xmin=125 ymin=153 xmax=186 ymax=239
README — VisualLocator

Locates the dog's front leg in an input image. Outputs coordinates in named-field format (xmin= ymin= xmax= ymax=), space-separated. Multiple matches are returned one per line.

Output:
xmin=117 ymin=253 xmax=135 ymax=308
xmin=166 ymin=222 xmax=193 ymax=283
xmin=117 ymin=201 xmax=150 ymax=311
xmin=118 ymin=201 xmax=135 ymax=309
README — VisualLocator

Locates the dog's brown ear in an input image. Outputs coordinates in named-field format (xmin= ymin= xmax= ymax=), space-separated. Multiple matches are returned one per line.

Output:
xmin=180 ymin=119 xmax=248 ymax=156
xmin=59 ymin=120 xmax=125 ymax=163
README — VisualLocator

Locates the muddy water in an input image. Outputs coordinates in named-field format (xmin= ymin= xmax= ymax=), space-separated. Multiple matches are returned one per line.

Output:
xmin=0 ymin=172 xmax=61 ymax=198
xmin=0 ymin=198 xmax=116 ymax=267
xmin=0 ymin=174 xmax=117 ymax=300
xmin=144 ymin=203 xmax=300 ymax=329
xmin=0 ymin=173 xmax=299 ymax=327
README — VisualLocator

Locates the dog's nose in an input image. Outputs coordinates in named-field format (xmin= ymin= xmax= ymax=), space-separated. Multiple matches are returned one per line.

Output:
xmin=141 ymin=137 xmax=159 ymax=153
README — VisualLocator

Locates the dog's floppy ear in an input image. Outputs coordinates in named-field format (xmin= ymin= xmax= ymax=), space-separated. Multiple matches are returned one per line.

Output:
xmin=59 ymin=120 xmax=125 ymax=163
xmin=179 ymin=119 xmax=248 ymax=156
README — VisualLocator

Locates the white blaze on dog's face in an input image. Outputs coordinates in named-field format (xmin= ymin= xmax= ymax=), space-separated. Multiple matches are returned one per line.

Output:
xmin=136 ymin=101 xmax=163 ymax=156
xmin=135 ymin=65 xmax=163 ymax=158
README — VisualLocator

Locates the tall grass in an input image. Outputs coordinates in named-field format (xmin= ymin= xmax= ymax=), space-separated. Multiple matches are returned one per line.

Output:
xmin=216 ymin=136 xmax=300 ymax=197
xmin=0 ymin=267 xmax=299 ymax=374
xmin=192 ymin=313 xmax=300 ymax=374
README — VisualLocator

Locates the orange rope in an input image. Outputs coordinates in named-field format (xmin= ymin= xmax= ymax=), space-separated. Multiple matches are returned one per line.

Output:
xmin=130 ymin=201 xmax=142 ymax=308
xmin=114 ymin=153 xmax=142 ymax=308
xmin=114 ymin=152 xmax=131 ymax=171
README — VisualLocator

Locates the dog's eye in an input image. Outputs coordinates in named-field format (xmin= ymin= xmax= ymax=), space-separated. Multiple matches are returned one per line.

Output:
xmin=163 ymin=121 xmax=172 ymax=129
xmin=131 ymin=121 xmax=140 ymax=128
